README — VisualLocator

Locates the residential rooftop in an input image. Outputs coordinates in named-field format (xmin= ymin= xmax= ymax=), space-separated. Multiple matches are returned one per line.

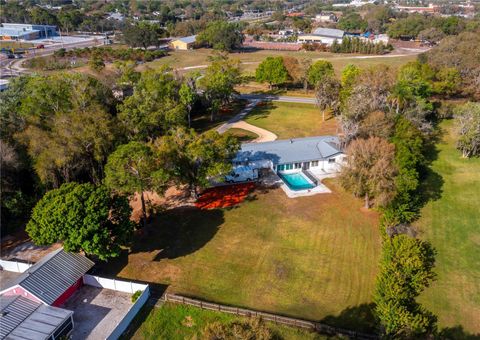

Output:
xmin=234 ymin=136 xmax=343 ymax=165
xmin=1 ymin=248 xmax=94 ymax=305
xmin=311 ymin=27 xmax=345 ymax=38
xmin=0 ymin=295 xmax=72 ymax=340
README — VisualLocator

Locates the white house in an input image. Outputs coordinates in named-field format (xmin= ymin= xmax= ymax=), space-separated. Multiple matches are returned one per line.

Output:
xmin=233 ymin=136 xmax=345 ymax=174
xmin=315 ymin=13 xmax=338 ymax=23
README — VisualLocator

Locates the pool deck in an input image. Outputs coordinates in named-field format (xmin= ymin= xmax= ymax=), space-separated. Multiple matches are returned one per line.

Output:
xmin=268 ymin=170 xmax=338 ymax=198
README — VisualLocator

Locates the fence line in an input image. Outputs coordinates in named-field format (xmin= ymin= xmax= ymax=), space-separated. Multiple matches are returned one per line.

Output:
xmin=162 ymin=293 xmax=378 ymax=340
xmin=83 ymin=274 xmax=148 ymax=294
xmin=0 ymin=259 xmax=33 ymax=273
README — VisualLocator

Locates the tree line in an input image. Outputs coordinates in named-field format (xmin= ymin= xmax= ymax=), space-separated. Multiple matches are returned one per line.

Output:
xmin=307 ymin=31 xmax=480 ymax=337
xmin=0 ymin=54 xmax=243 ymax=260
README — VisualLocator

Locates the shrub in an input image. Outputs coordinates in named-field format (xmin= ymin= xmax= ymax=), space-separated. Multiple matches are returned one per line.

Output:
xmin=131 ymin=290 xmax=142 ymax=303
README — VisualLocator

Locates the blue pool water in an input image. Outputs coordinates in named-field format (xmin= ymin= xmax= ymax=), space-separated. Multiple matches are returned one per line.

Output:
xmin=279 ymin=172 xmax=315 ymax=191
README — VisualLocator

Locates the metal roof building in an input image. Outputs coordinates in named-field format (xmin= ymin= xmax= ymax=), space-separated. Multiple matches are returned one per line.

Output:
xmin=312 ymin=27 xmax=345 ymax=39
xmin=0 ymin=23 xmax=57 ymax=40
xmin=0 ymin=248 xmax=94 ymax=306
xmin=234 ymin=136 xmax=343 ymax=167
xmin=170 ymin=35 xmax=197 ymax=50
xmin=0 ymin=295 xmax=73 ymax=340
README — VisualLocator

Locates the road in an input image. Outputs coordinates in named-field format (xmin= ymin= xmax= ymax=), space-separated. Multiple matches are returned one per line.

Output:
xmin=0 ymin=37 xmax=104 ymax=79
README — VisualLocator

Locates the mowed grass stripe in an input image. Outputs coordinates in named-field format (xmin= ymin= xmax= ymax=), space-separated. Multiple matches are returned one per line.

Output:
xmin=416 ymin=120 xmax=480 ymax=334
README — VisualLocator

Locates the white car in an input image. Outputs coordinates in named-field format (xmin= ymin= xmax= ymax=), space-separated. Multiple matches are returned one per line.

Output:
xmin=225 ymin=166 xmax=259 ymax=183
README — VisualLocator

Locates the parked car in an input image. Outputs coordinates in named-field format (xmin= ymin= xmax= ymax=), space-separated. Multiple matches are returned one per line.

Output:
xmin=225 ymin=166 xmax=259 ymax=183
xmin=36 ymin=44 xmax=45 ymax=49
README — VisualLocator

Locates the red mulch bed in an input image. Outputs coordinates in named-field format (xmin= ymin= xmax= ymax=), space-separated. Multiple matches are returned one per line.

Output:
xmin=195 ymin=183 xmax=256 ymax=209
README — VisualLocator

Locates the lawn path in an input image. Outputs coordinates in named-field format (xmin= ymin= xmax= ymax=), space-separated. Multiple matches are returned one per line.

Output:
xmin=217 ymin=99 xmax=277 ymax=142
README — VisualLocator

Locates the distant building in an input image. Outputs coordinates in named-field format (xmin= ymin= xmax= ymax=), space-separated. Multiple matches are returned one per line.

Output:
xmin=0 ymin=23 xmax=57 ymax=40
xmin=170 ymin=35 xmax=197 ymax=50
xmin=106 ymin=9 xmax=125 ymax=21
xmin=297 ymin=27 xmax=344 ymax=46
xmin=394 ymin=3 xmax=440 ymax=14
xmin=333 ymin=0 xmax=376 ymax=8
xmin=278 ymin=29 xmax=295 ymax=36
xmin=315 ymin=13 xmax=338 ymax=23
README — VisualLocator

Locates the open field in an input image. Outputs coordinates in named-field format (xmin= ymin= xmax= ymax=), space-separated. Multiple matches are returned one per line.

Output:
xmin=145 ymin=48 xmax=417 ymax=75
xmin=245 ymin=102 xmax=338 ymax=139
xmin=415 ymin=120 xmax=480 ymax=335
xmin=98 ymin=180 xmax=381 ymax=332
xmin=127 ymin=303 xmax=328 ymax=339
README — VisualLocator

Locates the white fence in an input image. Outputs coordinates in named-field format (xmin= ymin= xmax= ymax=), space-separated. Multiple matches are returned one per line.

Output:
xmin=83 ymin=274 xmax=150 ymax=340
xmin=0 ymin=259 xmax=33 ymax=273
xmin=83 ymin=274 xmax=148 ymax=294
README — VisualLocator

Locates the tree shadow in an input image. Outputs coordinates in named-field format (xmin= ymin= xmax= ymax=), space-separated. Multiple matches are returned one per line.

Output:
xmin=438 ymin=326 xmax=480 ymax=340
xmin=320 ymin=303 xmax=378 ymax=334
xmin=136 ymin=206 xmax=224 ymax=260
xmin=244 ymin=101 xmax=277 ymax=121
xmin=94 ymin=207 xmax=224 ymax=276
xmin=417 ymin=125 xmax=446 ymax=208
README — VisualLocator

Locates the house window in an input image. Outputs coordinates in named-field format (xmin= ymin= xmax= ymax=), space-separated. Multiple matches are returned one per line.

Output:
xmin=328 ymin=158 xmax=336 ymax=163
xmin=295 ymin=163 xmax=302 ymax=169
xmin=277 ymin=164 xmax=285 ymax=171
xmin=285 ymin=163 xmax=293 ymax=170
xmin=311 ymin=160 xmax=319 ymax=167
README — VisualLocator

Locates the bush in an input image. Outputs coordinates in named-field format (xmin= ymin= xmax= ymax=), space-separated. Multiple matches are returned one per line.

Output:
xmin=131 ymin=290 xmax=142 ymax=303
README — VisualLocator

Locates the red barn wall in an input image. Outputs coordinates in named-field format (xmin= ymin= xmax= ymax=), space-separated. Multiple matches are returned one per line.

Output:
xmin=52 ymin=277 xmax=83 ymax=307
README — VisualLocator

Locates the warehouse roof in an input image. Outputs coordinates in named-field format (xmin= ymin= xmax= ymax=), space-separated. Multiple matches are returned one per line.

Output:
xmin=1 ymin=248 xmax=94 ymax=305
xmin=234 ymin=136 xmax=343 ymax=165
xmin=0 ymin=295 xmax=72 ymax=340
xmin=0 ymin=27 xmax=40 ymax=37
xmin=312 ymin=27 xmax=345 ymax=38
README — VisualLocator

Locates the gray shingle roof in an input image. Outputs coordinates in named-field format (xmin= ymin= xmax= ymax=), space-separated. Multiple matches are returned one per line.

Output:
xmin=234 ymin=136 xmax=343 ymax=165
xmin=0 ymin=295 xmax=72 ymax=340
xmin=312 ymin=27 xmax=344 ymax=38
xmin=4 ymin=248 xmax=94 ymax=305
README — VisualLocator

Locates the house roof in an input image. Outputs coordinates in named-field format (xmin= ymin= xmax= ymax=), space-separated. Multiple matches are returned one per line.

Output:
xmin=2 ymin=248 xmax=94 ymax=305
xmin=312 ymin=27 xmax=344 ymax=38
xmin=174 ymin=35 xmax=196 ymax=44
xmin=0 ymin=295 xmax=72 ymax=340
xmin=234 ymin=136 xmax=343 ymax=165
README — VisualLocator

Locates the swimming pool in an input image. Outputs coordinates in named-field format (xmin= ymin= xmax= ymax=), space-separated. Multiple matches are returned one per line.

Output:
xmin=279 ymin=172 xmax=316 ymax=191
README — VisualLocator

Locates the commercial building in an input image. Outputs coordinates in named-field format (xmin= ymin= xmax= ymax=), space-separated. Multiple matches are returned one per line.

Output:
xmin=170 ymin=35 xmax=197 ymax=50
xmin=297 ymin=27 xmax=344 ymax=46
xmin=0 ymin=23 xmax=57 ymax=40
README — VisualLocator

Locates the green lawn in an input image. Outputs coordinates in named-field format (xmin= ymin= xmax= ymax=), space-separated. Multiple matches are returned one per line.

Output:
xmin=146 ymin=48 xmax=416 ymax=75
xmin=98 ymin=181 xmax=381 ymax=332
xmin=225 ymin=127 xmax=258 ymax=142
xmin=415 ymin=120 xmax=480 ymax=335
xmin=127 ymin=303 xmax=329 ymax=339
xmin=245 ymin=102 xmax=338 ymax=139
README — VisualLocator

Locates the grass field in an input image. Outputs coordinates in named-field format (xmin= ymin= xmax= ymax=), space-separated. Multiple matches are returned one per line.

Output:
xmin=225 ymin=127 xmax=258 ymax=142
xmin=127 ymin=303 xmax=328 ymax=339
xmin=245 ymin=102 xmax=338 ymax=139
xmin=415 ymin=120 xmax=480 ymax=335
xmin=146 ymin=48 xmax=417 ymax=75
xmin=98 ymin=181 xmax=381 ymax=332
